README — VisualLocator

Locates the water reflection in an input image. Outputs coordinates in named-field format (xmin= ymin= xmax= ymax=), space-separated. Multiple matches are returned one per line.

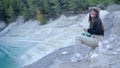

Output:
xmin=0 ymin=49 xmax=21 ymax=68
xmin=0 ymin=41 xmax=33 ymax=68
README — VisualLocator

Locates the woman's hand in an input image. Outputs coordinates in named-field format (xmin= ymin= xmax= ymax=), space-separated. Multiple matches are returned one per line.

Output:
xmin=84 ymin=28 xmax=88 ymax=32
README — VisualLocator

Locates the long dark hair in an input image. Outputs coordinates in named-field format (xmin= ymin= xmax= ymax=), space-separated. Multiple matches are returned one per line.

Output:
xmin=89 ymin=8 xmax=104 ymax=36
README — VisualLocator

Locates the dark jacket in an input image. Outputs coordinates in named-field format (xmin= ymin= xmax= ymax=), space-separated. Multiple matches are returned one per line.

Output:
xmin=88 ymin=18 xmax=104 ymax=36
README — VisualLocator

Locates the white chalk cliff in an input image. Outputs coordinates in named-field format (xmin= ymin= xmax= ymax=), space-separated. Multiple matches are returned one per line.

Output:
xmin=0 ymin=10 xmax=109 ymax=66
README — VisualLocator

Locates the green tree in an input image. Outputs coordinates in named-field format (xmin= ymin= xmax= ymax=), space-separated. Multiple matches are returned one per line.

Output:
xmin=0 ymin=1 xmax=5 ymax=21
xmin=50 ymin=0 xmax=61 ymax=16
xmin=22 ymin=6 xmax=30 ymax=20
xmin=114 ymin=0 xmax=120 ymax=4
xmin=27 ymin=0 xmax=37 ymax=18
xmin=41 ymin=0 xmax=50 ymax=14
xmin=68 ymin=0 xmax=76 ymax=11
xmin=0 ymin=0 xmax=118 ymax=24
xmin=36 ymin=9 xmax=46 ymax=25
xmin=88 ymin=0 xmax=114 ymax=6
xmin=7 ymin=5 xmax=15 ymax=22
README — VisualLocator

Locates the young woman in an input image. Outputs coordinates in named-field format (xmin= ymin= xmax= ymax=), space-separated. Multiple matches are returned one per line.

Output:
xmin=71 ymin=7 xmax=104 ymax=62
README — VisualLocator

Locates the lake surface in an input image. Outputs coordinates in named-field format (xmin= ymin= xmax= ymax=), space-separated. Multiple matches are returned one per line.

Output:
xmin=0 ymin=41 xmax=33 ymax=68
xmin=0 ymin=50 xmax=21 ymax=68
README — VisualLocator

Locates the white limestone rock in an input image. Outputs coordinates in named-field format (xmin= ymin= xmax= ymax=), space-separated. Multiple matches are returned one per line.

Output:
xmin=112 ymin=16 xmax=120 ymax=35
xmin=111 ymin=52 xmax=117 ymax=55
xmin=106 ymin=44 xmax=113 ymax=50
xmin=62 ymin=51 xmax=68 ymax=55
xmin=117 ymin=49 xmax=120 ymax=52
xmin=118 ymin=42 xmax=120 ymax=45
xmin=90 ymin=53 xmax=99 ymax=59
xmin=102 ymin=40 xmax=109 ymax=44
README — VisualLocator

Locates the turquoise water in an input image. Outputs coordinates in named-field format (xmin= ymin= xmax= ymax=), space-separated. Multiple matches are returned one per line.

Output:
xmin=0 ymin=41 xmax=33 ymax=68
xmin=0 ymin=50 xmax=21 ymax=68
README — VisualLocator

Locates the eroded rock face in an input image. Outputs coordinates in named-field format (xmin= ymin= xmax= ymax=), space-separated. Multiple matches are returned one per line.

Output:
xmin=112 ymin=16 xmax=120 ymax=35
xmin=0 ymin=10 xmax=113 ymax=67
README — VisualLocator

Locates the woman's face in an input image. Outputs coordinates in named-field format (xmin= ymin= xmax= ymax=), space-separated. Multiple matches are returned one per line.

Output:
xmin=90 ymin=10 xmax=97 ymax=18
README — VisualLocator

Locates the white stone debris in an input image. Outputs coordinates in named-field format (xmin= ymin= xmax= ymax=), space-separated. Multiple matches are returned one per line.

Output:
xmin=111 ymin=52 xmax=118 ymax=55
xmin=106 ymin=44 xmax=113 ymax=50
xmin=62 ymin=51 xmax=68 ymax=55
xmin=90 ymin=53 xmax=99 ymax=59
xmin=102 ymin=40 xmax=109 ymax=44
xmin=117 ymin=49 xmax=120 ymax=52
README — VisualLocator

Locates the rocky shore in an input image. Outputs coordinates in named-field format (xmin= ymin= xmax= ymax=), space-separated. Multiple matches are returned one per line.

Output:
xmin=23 ymin=10 xmax=120 ymax=68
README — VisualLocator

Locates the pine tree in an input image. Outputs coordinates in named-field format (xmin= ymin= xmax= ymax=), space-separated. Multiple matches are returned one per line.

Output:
xmin=42 ymin=0 xmax=50 ymax=13
xmin=0 ymin=1 xmax=4 ymax=21
xmin=27 ymin=0 xmax=36 ymax=18
xmin=0 ymin=0 xmax=118 ymax=24
xmin=7 ymin=5 xmax=15 ymax=22
xmin=116 ymin=0 xmax=120 ymax=4
xmin=49 ymin=0 xmax=61 ymax=16
xmin=22 ymin=6 xmax=29 ymax=20
xmin=88 ymin=0 xmax=115 ymax=6
xmin=36 ymin=9 xmax=46 ymax=25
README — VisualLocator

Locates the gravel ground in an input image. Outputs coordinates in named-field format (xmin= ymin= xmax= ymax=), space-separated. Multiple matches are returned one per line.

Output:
xmin=23 ymin=45 xmax=92 ymax=68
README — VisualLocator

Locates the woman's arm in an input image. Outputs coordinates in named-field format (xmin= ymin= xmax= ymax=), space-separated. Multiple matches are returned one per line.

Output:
xmin=88 ymin=20 xmax=103 ymax=35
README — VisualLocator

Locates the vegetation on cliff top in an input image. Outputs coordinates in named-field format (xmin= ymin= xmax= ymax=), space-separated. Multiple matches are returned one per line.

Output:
xmin=0 ymin=0 xmax=119 ymax=24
